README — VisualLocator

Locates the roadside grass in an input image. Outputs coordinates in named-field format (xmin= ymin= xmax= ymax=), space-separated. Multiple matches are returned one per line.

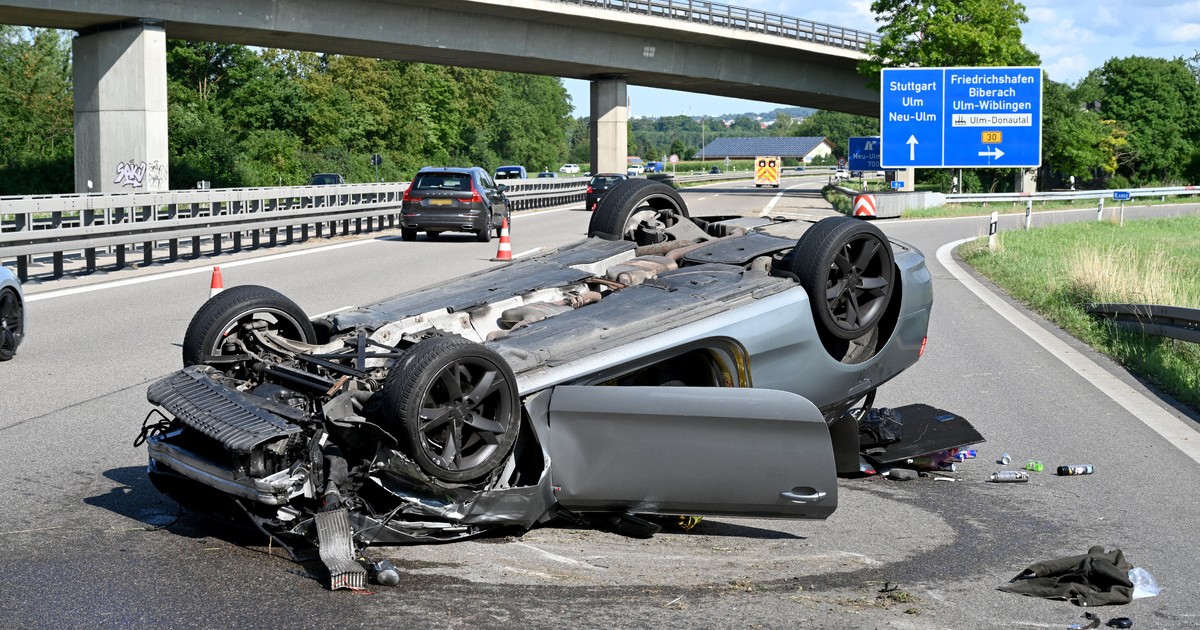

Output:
xmin=960 ymin=216 xmax=1200 ymax=411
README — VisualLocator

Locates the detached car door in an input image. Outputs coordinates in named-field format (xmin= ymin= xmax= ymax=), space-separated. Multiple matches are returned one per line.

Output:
xmin=546 ymin=386 xmax=837 ymax=519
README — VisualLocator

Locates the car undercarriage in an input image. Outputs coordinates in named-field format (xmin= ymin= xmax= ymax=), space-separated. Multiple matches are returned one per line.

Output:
xmin=137 ymin=180 xmax=935 ymax=589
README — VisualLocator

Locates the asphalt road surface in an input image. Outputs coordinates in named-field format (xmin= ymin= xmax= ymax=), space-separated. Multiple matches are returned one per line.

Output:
xmin=2 ymin=177 xmax=1198 ymax=629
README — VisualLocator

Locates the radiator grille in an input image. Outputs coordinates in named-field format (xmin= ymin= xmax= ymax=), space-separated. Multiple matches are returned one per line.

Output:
xmin=148 ymin=366 xmax=302 ymax=454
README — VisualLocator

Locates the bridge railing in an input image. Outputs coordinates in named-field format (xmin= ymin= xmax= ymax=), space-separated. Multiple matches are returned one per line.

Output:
xmin=0 ymin=179 xmax=586 ymax=281
xmin=559 ymin=0 xmax=880 ymax=50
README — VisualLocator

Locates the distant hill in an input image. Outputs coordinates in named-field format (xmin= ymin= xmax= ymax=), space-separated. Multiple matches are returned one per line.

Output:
xmin=715 ymin=106 xmax=816 ymax=121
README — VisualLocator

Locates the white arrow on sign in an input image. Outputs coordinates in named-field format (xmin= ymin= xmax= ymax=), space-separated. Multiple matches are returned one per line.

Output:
xmin=978 ymin=147 xmax=1005 ymax=160
xmin=906 ymin=135 xmax=918 ymax=160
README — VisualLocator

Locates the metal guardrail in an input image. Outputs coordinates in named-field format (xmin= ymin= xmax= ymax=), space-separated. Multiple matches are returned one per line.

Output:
xmin=555 ymin=0 xmax=880 ymax=51
xmin=945 ymin=185 xmax=1200 ymax=205
xmin=1086 ymin=303 xmax=1200 ymax=344
xmin=0 ymin=179 xmax=586 ymax=281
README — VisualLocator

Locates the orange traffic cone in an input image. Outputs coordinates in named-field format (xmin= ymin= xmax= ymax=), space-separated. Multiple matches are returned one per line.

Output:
xmin=209 ymin=266 xmax=225 ymax=298
xmin=492 ymin=218 xmax=512 ymax=262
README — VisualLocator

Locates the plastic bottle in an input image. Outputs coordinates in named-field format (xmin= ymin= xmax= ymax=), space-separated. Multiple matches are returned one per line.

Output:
xmin=1024 ymin=460 xmax=1044 ymax=472
xmin=989 ymin=470 xmax=1029 ymax=483
xmin=1057 ymin=464 xmax=1095 ymax=476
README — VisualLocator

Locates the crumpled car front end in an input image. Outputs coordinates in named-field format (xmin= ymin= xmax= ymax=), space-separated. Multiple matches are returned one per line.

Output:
xmin=141 ymin=360 xmax=555 ymax=550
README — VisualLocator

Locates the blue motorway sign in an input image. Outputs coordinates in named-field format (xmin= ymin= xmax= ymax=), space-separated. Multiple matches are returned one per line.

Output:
xmin=1113 ymin=190 xmax=1132 ymax=201
xmin=847 ymin=136 xmax=880 ymax=172
xmin=880 ymin=66 xmax=1042 ymax=169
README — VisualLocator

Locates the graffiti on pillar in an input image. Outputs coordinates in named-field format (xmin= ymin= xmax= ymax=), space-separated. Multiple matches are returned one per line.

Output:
xmin=113 ymin=159 xmax=148 ymax=188
xmin=147 ymin=160 xmax=166 ymax=189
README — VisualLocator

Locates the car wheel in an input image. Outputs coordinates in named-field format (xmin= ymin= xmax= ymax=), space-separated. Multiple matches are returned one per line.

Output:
xmin=0 ymin=288 xmax=23 ymax=361
xmin=182 ymin=285 xmax=317 ymax=368
xmin=588 ymin=180 xmax=690 ymax=243
xmin=381 ymin=336 xmax=520 ymax=484
xmin=401 ymin=227 xmax=417 ymax=241
xmin=790 ymin=216 xmax=895 ymax=341
xmin=476 ymin=212 xmax=493 ymax=243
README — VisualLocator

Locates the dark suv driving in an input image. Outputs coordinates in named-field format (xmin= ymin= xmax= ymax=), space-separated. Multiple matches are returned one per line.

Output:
xmin=401 ymin=167 xmax=509 ymax=242
xmin=585 ymin=173 xmax=628 ymax=212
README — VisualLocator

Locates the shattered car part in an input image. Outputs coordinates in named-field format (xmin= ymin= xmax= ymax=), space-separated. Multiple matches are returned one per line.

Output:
xmin=138 ymin=179 xmax=934 ymax=585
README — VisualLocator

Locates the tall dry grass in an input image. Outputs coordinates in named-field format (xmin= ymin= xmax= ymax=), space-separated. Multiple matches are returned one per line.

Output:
xmin=1063 ymin=244 xmax=1198 ymax=308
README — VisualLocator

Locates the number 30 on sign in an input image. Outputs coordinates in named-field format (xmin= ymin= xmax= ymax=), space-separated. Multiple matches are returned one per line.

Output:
xmin=981 ymin=131 xmax=1002 ymax=143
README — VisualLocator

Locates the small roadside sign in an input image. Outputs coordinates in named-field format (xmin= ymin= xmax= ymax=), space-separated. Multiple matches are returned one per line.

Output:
xmin=848 ymin=137 xmax=881 ymax=172
xmin=890 ymin=181 xmax=904 ymax=189
xmin=1112 ymin=190 xmax=1131 ymax=201
xmin=669 ymin=154 xmax=679 ymax=164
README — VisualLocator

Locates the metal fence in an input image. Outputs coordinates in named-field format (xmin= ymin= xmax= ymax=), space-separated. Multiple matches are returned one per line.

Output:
xmin=945 ymin=186 xmax=1200 ymax=205
xmin=556 ymin=0 xmax=880 ymax=51
xmin=0 ymin=179 xmax=586 ymax=281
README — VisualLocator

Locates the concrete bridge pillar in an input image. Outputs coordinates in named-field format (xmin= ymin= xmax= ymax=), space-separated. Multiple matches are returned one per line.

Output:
xmin=589 ymin=75 xmax=628 ymax=175
xmin=73 ymin=20 xmax=169 ymax=193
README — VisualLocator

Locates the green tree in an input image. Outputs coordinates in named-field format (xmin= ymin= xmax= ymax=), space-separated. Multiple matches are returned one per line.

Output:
xmin=792 ymin=111 xmax=879 ymax=157
xmin=1040 ymin=78 xmax=1120 ymax=185
xmin=859 ymin=0 xmax=1041 ymax=86
xmin=1075 ymin=56 xmax=1200 ymax=184
xmin=0 ymin=27 xmax=73 ymax=193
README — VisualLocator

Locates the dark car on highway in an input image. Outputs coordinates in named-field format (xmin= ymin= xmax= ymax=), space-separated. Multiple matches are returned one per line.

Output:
xmin=308 ymin=173 xmax=345 ymax=185
xmin=585 ymin=173 xmax=628 ymax=212
xmin=0 ymin=266 xmax=24 ymax=361
xmin=400 ymin=166 xmax=509 ymax=242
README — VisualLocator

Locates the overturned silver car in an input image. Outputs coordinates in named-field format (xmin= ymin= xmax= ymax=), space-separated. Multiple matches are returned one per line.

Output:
xmin=137 ymin=180 xmax=932 ymax=586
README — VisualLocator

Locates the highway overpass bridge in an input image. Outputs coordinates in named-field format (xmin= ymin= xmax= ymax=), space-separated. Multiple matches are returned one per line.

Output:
xmin=0 ymin=0 xmax=880 ymax=192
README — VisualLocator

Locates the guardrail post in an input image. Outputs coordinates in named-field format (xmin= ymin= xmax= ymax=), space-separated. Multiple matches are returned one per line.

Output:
xmin=52 ymin=252 xmax=64 ymax=278
xmin=143 ymin=240 xmax=154 ymax=267
xmin=988 ymin=211 xmax=998 ymax=250
xmin=213 ymin=233 xmax=223 ymax=256
xmin=191 ymin=235 xmax=201 ymax=258
xmin=115 ymin=244 xmax=126 ymax=270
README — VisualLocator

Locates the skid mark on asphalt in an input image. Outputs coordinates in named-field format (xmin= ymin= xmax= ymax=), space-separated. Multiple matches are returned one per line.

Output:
xmin=512 ymin=541 xmax=606 ymax=570
xmin=937 ymin=237 xmax=1200 ymax=465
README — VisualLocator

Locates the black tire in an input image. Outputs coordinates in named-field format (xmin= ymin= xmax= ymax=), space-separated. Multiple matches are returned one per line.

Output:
xmin=401 ymin=227 xmax=417 ymax=241
xmin=587 ymin=180 xmax=690 ymax=242
xmin=476 ymin=212 xmax=493 ymax=243
xmin=381 ymin=336 xmax=520 ymax=484
xmin=182 ymin=285 xmax=317 ymax=367
xmin=790 ymin=216 xmax=895 ymax=341
xmin=0 ymin=287 xmax=23 ymax=361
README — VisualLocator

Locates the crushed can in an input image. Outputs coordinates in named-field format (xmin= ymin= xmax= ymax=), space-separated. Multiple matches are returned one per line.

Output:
xmin=1024 ymin=460 xmax=1044 ymax=472
xmin=1056 ymin=465 xmax=1095 ymax=476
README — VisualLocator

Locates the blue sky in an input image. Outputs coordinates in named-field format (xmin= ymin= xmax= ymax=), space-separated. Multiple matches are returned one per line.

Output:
xmin=563 ymin=0 xmax=1200 ymax=118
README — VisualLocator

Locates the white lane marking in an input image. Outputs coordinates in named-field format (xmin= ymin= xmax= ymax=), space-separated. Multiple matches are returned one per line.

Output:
xmin=312 ymin=306 xmax=353 ymax=318
xmin=512 ymin=542 xmax=604 ymax=570
xmin=24 ymin=207 xmax=571 ymax=303
xmin=760 ymin=182 xmax=809 ymax=216
xmin=514 ymin=247 xmax=543 ymax=259
xmin=937 ymin=237 xmax=1200 ymax=464
xmin=25 ymin=236 xmax=399 ymax=303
